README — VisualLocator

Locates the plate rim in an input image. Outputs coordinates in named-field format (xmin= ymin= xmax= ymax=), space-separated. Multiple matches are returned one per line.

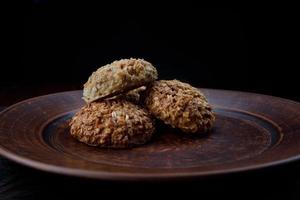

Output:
xmin=1 ymin=143 xmax=300 ymax=181
xmin=1 ymin=89 xmax=300 ymax=181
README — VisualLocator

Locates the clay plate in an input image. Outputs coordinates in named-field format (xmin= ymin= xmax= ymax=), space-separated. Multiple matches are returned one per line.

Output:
xmin=0 ymin=89 xmax=300 ymax=181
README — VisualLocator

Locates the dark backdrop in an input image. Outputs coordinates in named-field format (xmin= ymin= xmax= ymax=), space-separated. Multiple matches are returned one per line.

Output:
xmin=2 ymin=2 xmax=299 ymax=101
xmin=0 ymin=3 xmax=300 ymax=199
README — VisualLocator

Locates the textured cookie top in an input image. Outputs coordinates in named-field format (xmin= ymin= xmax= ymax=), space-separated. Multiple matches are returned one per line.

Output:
xmin=144 ymin=80 xmax=215 ymax=133
xmin=69 ymin=99 xmax=155 ymax=148
xmin=83 ymin=58 xmax=158 ymax=103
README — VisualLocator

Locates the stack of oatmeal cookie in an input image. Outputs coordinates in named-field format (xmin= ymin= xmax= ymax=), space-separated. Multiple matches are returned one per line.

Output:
xmin=70 ymin=58 xmax=215 ymax=148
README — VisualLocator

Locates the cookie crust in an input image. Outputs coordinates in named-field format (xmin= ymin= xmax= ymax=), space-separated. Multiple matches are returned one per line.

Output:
xmin=70 ymin=99 xmax=155 ymax=148
xmin=83 ymin=58 xmax=157 ymax=103
xmin=144 ymin=80 xmax=215 ymax=133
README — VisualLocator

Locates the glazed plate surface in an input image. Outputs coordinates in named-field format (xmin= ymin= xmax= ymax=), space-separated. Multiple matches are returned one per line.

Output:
xmin=0 ymin=89 xmax=300 ymax=181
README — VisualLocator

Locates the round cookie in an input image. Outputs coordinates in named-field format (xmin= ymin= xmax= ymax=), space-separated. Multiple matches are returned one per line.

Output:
xmin=144 ymin=80 xmax=215 ymax=134
xmin=83 ymin=58 xmax=158 ymax=103
xmin=69 ymin=99 xmax=155 ymax=148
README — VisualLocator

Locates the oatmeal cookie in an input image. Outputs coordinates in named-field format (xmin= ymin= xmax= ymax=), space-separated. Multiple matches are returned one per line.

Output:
xmin=69 ymin=99 xmax=155 ymax=148
xmin=144 ymin=80 xmax=215 ymax=133
xmin=83 ymin=58 xmax=158 ymax=103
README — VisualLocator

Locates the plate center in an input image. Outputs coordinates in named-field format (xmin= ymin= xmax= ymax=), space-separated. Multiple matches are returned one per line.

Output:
xmin=42 ymin=108 xmax=281 ymax=169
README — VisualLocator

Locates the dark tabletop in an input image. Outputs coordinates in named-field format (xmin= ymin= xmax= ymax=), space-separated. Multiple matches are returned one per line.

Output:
xmin=1 ymin=85 xmax=300 ymax=200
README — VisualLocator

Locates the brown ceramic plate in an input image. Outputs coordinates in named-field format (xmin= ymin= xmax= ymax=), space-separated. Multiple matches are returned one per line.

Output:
xmin=0 ymin=89 xmax=300 ymax=181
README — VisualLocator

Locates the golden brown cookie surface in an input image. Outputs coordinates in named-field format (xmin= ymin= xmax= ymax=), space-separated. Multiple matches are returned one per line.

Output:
xmin=144 ymin=80 xmax=215 ymax=134
xmin=83 ymin=58 xmax=157 ymax=103
xmin=69 ymin=99 xmax=155 ymax=148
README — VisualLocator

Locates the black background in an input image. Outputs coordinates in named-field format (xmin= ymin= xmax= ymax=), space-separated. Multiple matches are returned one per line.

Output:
xmin=1 ymin=2 xmax=300 ymax=199
xmin=2 ymin=2 xmax=299 ymax=101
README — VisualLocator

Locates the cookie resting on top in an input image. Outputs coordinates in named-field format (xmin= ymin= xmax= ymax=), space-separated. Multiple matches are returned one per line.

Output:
xmin=83 ymin=58 xmax=158 ymax=103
